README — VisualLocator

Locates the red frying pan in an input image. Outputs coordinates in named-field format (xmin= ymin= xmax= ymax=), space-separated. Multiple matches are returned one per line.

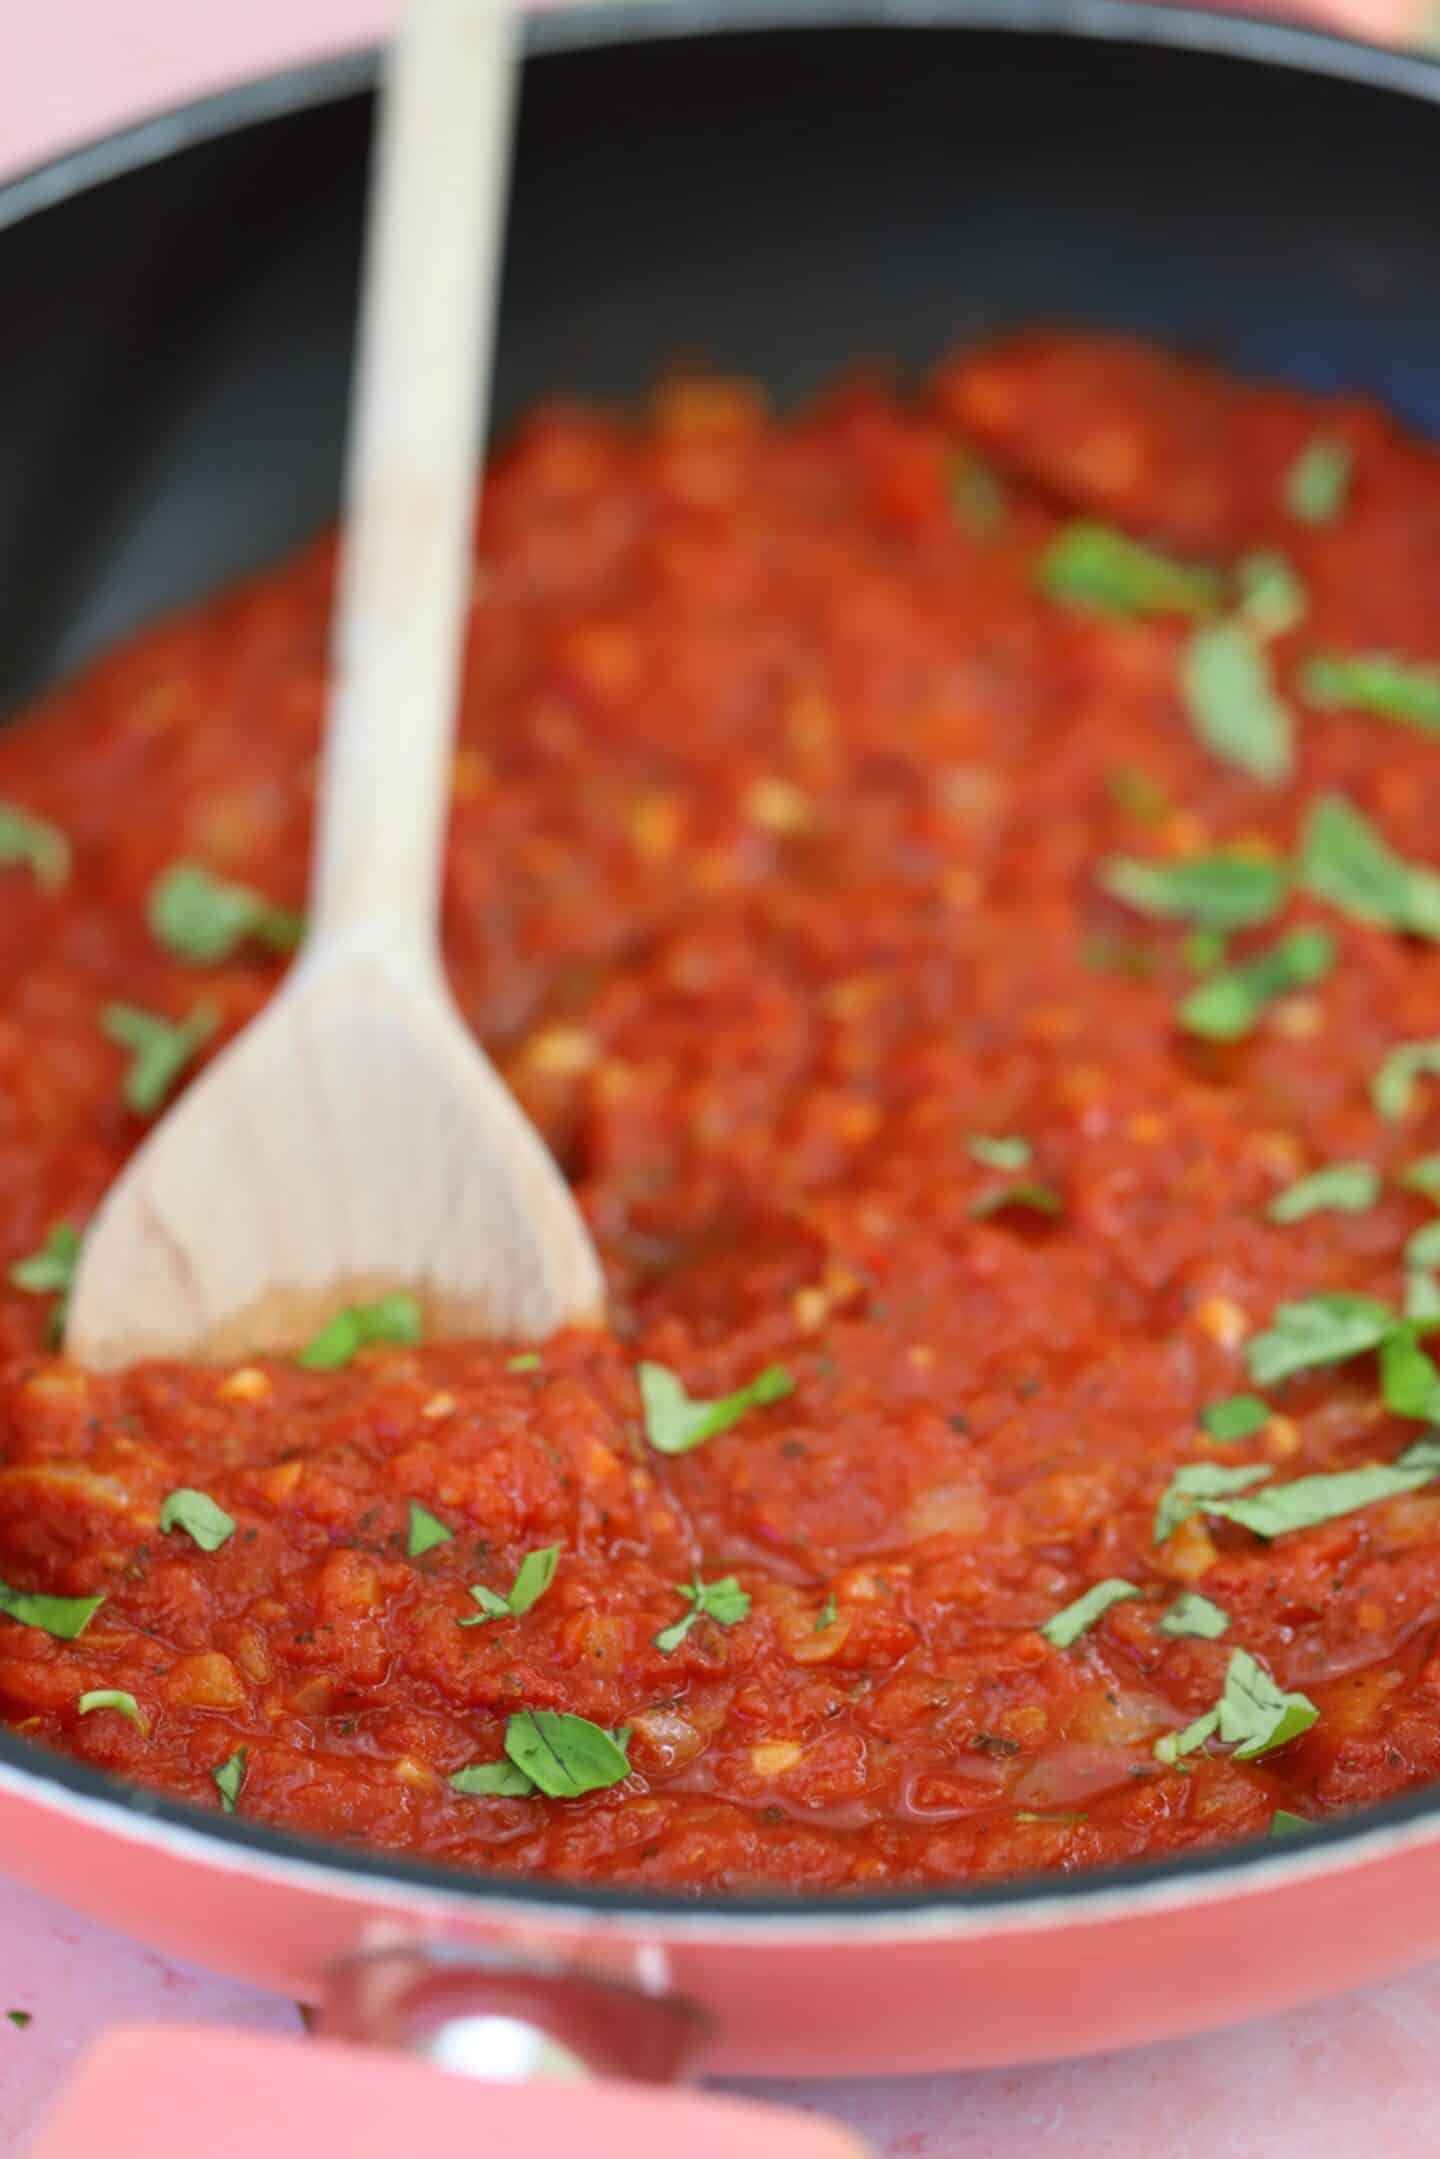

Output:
xmin=6 ymin=0 xmax=1440 ymax=2143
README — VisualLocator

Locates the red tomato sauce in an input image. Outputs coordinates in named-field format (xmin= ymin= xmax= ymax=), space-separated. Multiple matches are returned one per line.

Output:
xmin=6 ymin=336 xmax=1440 ymax=1890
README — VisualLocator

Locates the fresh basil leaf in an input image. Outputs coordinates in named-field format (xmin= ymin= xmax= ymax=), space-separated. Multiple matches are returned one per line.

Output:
xmin=102 ymin=1002 xmax=218 ymax=1116
xmin=148 ymin=862 xmax=304 ymax=966
xmin=1202 ymin=1440 xmax=1440 ymax=1539
xmin=406 ymin=1502 xmax=453 ymax=1559
xmin=1107 ymin=766 xmax=1170 ymax=823
xmin=0 ymin=1579 xmax=104 ymax=1639
xmin=1267 ymin=1162 xmax=1379 ymax=1225
xmin=1303 ymin=653 xmax=1440 ymax=736
xmin=1375 ymin=1039 xmax=1440 ymax=1123
xmin=1271 ymin=1809 xmax=1311 ymax=1835
xmin=1201 ymin=1394 xmax=1270 ymax=1443
xmin=449 ymin=1759 xmax=536 ymax=1798
xmin=1379 ymin=1327 xmax=1440 ymax=1421
xmin=1182 ymin=929 xmax=1229 ymax=975
xmin=0 ymin=802 xmax=69 ymax=892
xmin=9 ymin=1220 xmax=83 ymax=1346
xmin=1101 ymin=852 xmax=1288 ymax=932
xmin=1178 ymin=927 xmax=1333 ymax=1041
xmin=1156 ymin=1648 xmax=1317 ymax=1765
xmin=507 ymin=1352 xmax=543 ymax=1373
xmin=159 ymin=1487 xmax=236 ymax=1553
xmin=1039 ymin=1578 xmax=1142 ymax=1649
xmin=814 ymin=1593 xmax=838 ymax=1632
xmin=1284 ymin=435 xmax=1352 ymax=526
xmin=299 ymin=1292 xmax=423 ymax=1370
xmin=211 ymin=1748 xmax=247 ymax=1813
xmin=1039 ymin=522 xmax=1221 ymax=617
xmin=1236 ymin=549 xmax=1308 ymax=638
xmin=949 ymin=453 xmax=1007 ymax=536
xmin=654 ymin=1573 xmax=751 ymax=1654
xmin=1401 ymin=1154 xmax=1440 ymax=1203
xmin=966 ymin=1133 xmax=1032 ymax=1172
xmin=638 ymin=1360 xmax=795 ymax=1456
xmin=1245 ymin=1291 xmax=1394 ymax=1386
xmin=460 ymin=1544 xmax=561 ymax=1626
xmin=1158 ymin=1591 xmax=1230 ymax=1640
xmin=1154 ymin=1461 xmax=1274 ymax=1544
xmin=1408 ymin=1220 xmax=1440 ymax=1270
xmin=6 ymin=2011 xmax=32 ymax=2030
xmin=77 ymin=1689 xmax=144 ymax=1729
xmin=1299 ymin=793 xmax=1440 ymax=941
xmin=1405 ymin=1267 xmax=1440 ymax=1323
xmin=1181 ymin=619 xmax=1293 ymax=785
xmin=969 ymin=1180 xmax=1063 ymax=1220
xmin=502 ymin=1709 xmax=633 ymax=1798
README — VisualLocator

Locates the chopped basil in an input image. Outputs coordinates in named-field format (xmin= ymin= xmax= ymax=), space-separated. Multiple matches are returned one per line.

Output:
xmin=1303 ymin=653 xmax=1440 ymax=736
xmin=0 ymin=1579 xmax=104 ymax=1639
xmin=507 ymin=1352 xmax=543 ymax=1373
xmin=1401 ymin=1154 xmax=1440 ymax=1202
xmin=78 ymin=1689 xmax=144 ymax=1728
xmin=1201 ymin=1394 xmax=1269 ymax=1443
xmin=814 ymin=1593 xmax=838 ymax=1633
xmin=1271 ymin=1809 xmax=1311 ymax=1836
xmin=969 ymin=1179 xmax=1063 ymax=1221
xmin=103 ymin=1001 xmax=218 ymax=1116
xmin=1039 ymin=1578 xmax=1142 ymax=1649
xmin=449 ymin=1758 xmax=536 ymax=1798
xmin=148 ymin=862 xmax=304 ymax=966
xmin=1245 ymin=1291 xmax=1394 ymax=1385
xmin=406 ymin=1502 xmax=453 ymax=1559
xmin=1182 ymin=929 xmax=1229 ymax=975
xmin=1178 ymin=927 xmax=1333 ymax=1041
xmin=1375 ymin=1038 xmax=1440 ymax=1123
xmin=1156 ymin=1648 xmax=1316 ymax=1765
xmin=1299 ymin=793 xmax=1440 ymax=940
xmin=1158 ymin=1591 xmax=1230 ymax=1640
xmin=1197 ymin=1437 xmax=1440 ymax=1541
xmin=966 ymin=1133 xmax=1032 ymax=1172
xmin=460 ymin=1544 xmax=560 ymax=1626
xmin=6 ymin=2012 xmax=31 ymax=2030
xmin=502 ymin=1709 xmax=633 ymax=1798
xmin=1236 ymin=549 xmax=1308 ymax=638
xmin=159 ymin=1487 xmax=236 ymax=1553
xmin=9 ymin=1220 xmax=82 ymax=1346
xmin=1107 ymin=765 xmax=1170 ymax=824
xmin=1154 ymin=1461 xmax=1274 ymax=1544
xmin=1284 ymin=434 xmax=1352 ymax=526
xmin=1181 ymin=619 xmax=1293 ymax=785
xmin=1101 ymin=850 xmax=1287 ymax=933
xmin=299 ymin=1292 xmax=423 ymax=1370
xmin=1039 ymin=522 xmax=1221 ymax=618
xmin=653 ymin=1573 xmax=751 ymax=1654
xmin=212 ymin=1748 xmax=247 ymax=1813
xmin=949 ymin=453 xmax=1008 ymax=536
xmin=0 ymin=802 xmax=69 ymax=892
xmin=1379 ymin=1328 xmax=1440 ymax=1421
xmin=1267 ymin=1162 xmax=1379 ymax=1225
xmin=1408 ymin=1220 xmax=1440 ymax=1270
xmin=638 ymin=1360 xmax=795 ymax=1456
xmin=1405 ymin=1267 xmax=1440 ymax=1323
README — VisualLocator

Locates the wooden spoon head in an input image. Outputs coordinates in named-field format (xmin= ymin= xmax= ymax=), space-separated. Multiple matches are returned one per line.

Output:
xmin=64 ymin=936 xmax=606 ymax=1370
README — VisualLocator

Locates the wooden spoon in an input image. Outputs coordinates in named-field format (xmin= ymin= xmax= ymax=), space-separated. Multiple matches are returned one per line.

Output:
xmin=66 ymin=0 xmax=605 ymax=1370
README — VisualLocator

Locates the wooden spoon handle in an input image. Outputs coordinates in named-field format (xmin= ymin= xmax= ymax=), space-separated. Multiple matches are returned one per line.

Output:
xmin=309 ymin=0 xmax=517 ymax=964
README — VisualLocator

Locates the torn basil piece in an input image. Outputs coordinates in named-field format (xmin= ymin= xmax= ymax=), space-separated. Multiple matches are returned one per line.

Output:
xmin=1039 ymin=1578 xmax=1142 ymax=1649
xmin=638 ymin=1360 xmax=795 ymax=1456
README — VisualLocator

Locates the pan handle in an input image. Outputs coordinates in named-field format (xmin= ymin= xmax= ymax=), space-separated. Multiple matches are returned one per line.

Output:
xmin=31 ymin=2026 xmax=868 ymax=2159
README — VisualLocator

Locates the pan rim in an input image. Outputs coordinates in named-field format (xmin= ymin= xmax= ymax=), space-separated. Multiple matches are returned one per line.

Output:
xmin=5 ymin=0 xmax=1440 ymax=1939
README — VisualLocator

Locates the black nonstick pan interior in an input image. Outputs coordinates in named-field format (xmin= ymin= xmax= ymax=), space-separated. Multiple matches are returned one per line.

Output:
xmin=1 ymin=2 xmax=1438 ymax=721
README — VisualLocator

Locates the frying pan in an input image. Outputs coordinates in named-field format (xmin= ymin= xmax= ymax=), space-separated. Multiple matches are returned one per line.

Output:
xmin=6 ymin=0 xmax=1440 ymax=2128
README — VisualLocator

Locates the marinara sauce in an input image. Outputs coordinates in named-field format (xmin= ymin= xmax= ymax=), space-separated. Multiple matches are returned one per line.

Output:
xmin=5 ymin=336 xmax=1440 ymax=1890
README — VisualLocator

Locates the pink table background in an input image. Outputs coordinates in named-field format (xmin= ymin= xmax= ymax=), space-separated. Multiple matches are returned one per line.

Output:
xmin=2 ymin=0 xmax=1439 ymax=2152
